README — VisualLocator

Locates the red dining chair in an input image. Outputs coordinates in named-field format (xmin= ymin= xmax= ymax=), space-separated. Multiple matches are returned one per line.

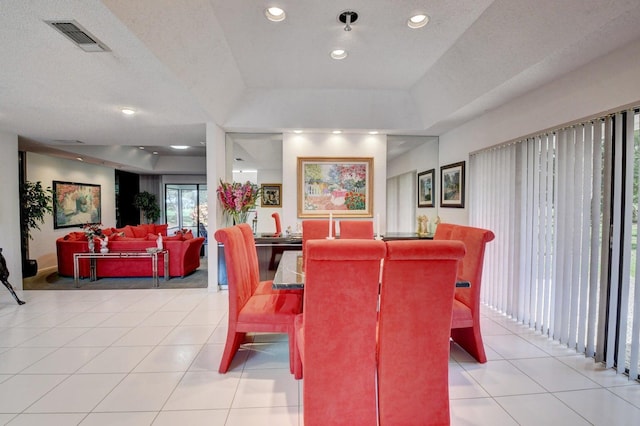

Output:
xmin=449 ymin=225 xmax=495 ymax=363
xmin=302 ymin=219 xmax=336 ymax=269
xmin=433 ymin=222 xmax=456 ymax=240
xmin=238 ymin=223 xmax=302 ymax=301
xmin=214 ymin=225 xmax=302 ymax=374
xmin=339 ymin=220 xmax=374 ymax=239
xmin=378 ymin=240 xmax=465 ymax=426
xmin=294 ymin=239 xmax=386 ymax=426
xmin=271 ymin=212 xmax=282 ymax=237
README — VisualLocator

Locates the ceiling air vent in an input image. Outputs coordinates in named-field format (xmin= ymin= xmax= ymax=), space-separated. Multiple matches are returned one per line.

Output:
xmin=45 ymin=20 xmax=110 ymax=52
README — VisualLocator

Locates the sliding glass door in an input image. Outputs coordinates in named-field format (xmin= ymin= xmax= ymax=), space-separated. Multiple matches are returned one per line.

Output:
xmin=165 ymin=184 xmax=208 ymax=239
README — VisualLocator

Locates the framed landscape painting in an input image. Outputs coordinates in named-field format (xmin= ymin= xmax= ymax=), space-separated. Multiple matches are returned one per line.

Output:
xmin=297 ymin=157 xmax=373 ymax=217
xmin=440 ymin=161 xmax=465 ymax=208
xmin=261 ymin=183 xmax=282 ymax=207
xmin=417 ymin=169 xmax=435 ymax=208
xmin=53 ymin=181 xmax=102 ymax=229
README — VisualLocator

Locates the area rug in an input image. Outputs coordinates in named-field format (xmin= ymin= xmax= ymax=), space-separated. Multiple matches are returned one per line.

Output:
xmin=23 ymin=263 xmax=208 ymax=290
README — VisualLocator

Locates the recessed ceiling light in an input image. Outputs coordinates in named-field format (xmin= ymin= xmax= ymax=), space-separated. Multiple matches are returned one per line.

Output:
xmin=170 ymin=145 xmax=189 ymax=150
xmin=369 ymin=131 xmax=379 ymax=135
xmin=121 ymin=108 xmax=136 ymax=115
xmin=293 ymin=130 xmax=303 ymax=134
xmin=265 ymin=7 xmax=286 ymax=22
xmin=330 ymin=49 xmax=348 ymax=60
xmin=408 ymin=14 xmax=429 ymax=29
xmin=76 ymin=157 xmax=83 ymax=161
xmin=139 ymin=146 xmax=145 ymax=150
xmin=332 ymin=130 xmax=342 ymax=134
xmin=152 ymin=151 xmax=158 ymax=155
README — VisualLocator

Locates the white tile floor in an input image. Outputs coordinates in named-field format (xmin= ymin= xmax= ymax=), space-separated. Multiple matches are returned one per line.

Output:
xmin=0 ymin=289 xmax=639 ymax=425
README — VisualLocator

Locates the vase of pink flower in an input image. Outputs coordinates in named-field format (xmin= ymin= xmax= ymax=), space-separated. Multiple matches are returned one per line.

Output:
xmin=216 ymin=180 xmax=260 ymax=226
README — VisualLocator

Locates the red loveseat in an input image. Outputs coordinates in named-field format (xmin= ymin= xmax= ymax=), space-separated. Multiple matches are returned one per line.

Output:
xmin=56 ymin=224 xmax=205 ymax=279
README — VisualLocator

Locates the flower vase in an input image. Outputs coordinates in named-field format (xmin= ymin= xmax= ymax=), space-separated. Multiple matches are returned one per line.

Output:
xmin=87 ymin=238 xmax=95 ymax=253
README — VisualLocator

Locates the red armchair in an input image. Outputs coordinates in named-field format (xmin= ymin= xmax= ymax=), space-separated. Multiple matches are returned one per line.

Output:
xmin=214 ymin=225 xmax=302 ymax=374
xmin=449 ymin=225 xmax=495 ymax=363
xmin=378 ymin=240 xmax=465 ymax=425
xmin=294 ymin=239 xmax=386 ymax=426
xmin=339 ymin=220 xmax=374 ymax=239
xmin=433 ymin=222 xmax=456 ymax=240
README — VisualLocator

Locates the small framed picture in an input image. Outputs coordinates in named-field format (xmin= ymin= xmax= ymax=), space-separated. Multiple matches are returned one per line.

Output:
xmin=261 ymin=183 xmax=282 ymax=207
xmin=417 ymin=169 xmax=435 ymax=208
xmin=440 ymin=161 xmax=465 ymax=208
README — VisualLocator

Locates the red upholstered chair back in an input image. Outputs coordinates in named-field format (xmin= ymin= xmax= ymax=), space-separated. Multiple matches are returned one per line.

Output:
xmin=302 ymin=219 xmax=336 ymax=247
xmin=378 ymin=240 xmax=465 ymax=426
xmin=214 ymin=226 xmax=253 ymax=324
xmin=237 ymin=223 xmax=261 ymax=294
xmin=271 ymin=212 xmax=282 ymax=236
xmin=339 ymin=220 xmax=374 ymax=239
xmin=433 ymin=222 xmax=456 ymax=240
xmin=302 ymin=220 xmax=336 ymax=268
xmin=449 ymin=225 xmax=495 ymax=312
xmin=302 ymin=239 xmax=386 ymax=426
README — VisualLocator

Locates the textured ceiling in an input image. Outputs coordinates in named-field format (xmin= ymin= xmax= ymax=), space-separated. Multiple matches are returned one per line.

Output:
xmin=2 ymin=0 xmax=640 ymax=173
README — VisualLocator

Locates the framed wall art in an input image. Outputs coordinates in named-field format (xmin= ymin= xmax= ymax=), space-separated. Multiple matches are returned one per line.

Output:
xmin=297 ymin=157 xmax=373 ymax=217
xmin=440 ymin=161 xmax=465 ymax=208
xmin=417 ymin=169 xmax=435 ymax=208
xmin=53 ymin=181 xmax=102 ymax=229
xmin=261 ymin=183 xmax=282 ymax=207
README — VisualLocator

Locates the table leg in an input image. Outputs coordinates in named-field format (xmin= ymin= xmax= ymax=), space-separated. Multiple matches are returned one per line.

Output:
xmin=89 ymin=258 xmax=97 ymax=282
xmin=73 ymin=255 xmax=80 ymax=288
xmin=152 ymin=252 xmax=159 ymax=288
xmin=163 ymin=251 xmax=169 ymax=281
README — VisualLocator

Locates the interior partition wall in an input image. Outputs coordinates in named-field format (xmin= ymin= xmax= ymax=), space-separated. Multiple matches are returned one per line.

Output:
xmin=470 ymin=107 xmax=640 ymax=380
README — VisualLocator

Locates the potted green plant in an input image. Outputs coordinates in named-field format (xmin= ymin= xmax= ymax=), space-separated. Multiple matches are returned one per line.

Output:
xmin=133 ymin=191 xmax=161 ymax=224
xmin=19 ymin=180 xmax=53 ymax=277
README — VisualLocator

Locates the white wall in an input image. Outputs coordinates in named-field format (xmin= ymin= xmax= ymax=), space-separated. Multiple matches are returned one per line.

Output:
xmin=281 ymin=133 xmax=387 ymax=233
xmin=0 ymin=131 xmax=22 ymax=288
xmin=438 ymin=37 xmax=640 ymax=225
xmin=387 ymin=138 xmax=439 ymax=227
xmin=26 ymin=152 xmax=116 ymax=270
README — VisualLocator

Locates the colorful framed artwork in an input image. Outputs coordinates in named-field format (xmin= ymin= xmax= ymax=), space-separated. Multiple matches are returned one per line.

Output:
xmin=417 ymin=169 xmax=435 ymax=208
xmin=297 ymin=157 xmax=373 ymax=217
xmin=440 ymin=161 xmax=465 ymax=208
xmin=261 ymin=183 xmax=282 ymax=207
xmin=53 ymin=181 xmax=102 ymax=229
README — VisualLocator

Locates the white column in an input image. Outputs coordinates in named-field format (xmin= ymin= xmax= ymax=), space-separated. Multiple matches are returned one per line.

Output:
xmin=0 ymin=131 xmax=23 ymax=287
xmin=206 ymin=122 xmax=226 ymax=292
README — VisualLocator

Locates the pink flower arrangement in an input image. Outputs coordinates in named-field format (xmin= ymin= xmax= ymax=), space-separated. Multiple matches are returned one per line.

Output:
xmin=217 ymin=180 xmax=260 ymax=224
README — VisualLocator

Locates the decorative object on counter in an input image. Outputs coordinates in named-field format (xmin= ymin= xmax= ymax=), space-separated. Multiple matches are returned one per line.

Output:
xmin=416 ymin=215 xmax=429 ymax=236
xmin=20 ymin=180 xmax=53 ymax=277
xmin=0 ymin=248 xmax=26 ymax=305
xmin=433 ymin=215 xmax=441 ymax=235
xmin=217 ymin=180 xmax=260 ymax=226
xmin=133 ymin=191 xmax=161 ymax=224
xmin=156 ymin=233 xmax=163 ymax=250
xmin=100 ymin=237 xmax=109 ymax=253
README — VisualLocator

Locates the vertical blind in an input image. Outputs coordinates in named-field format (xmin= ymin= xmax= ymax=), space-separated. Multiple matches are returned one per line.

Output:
xmin=470 ymin=109 xmax=640 ymax=379
xmin=469 ymin=120 xmax=609 ymax=362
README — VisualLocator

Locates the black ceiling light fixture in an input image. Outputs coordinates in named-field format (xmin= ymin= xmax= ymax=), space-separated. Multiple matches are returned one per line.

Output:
xmin=338 ymin=10 xmax=358 ymax=32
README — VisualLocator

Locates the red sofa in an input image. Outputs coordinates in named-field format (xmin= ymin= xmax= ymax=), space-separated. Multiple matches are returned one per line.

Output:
xmin=56 ymin=224 xmax=205 ymax=279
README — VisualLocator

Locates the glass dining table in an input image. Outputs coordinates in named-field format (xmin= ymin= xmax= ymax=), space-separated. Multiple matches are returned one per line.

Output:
xmin=272 ymin=250 xmax=471 ymax=290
